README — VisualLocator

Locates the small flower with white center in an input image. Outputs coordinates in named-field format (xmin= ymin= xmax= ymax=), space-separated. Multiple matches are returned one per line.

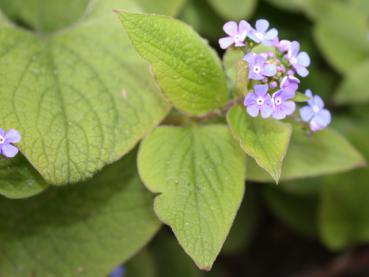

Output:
xmin=299 ymin=90 xmax=331 ymax=132
xmin=0 ymin=128 xmax=21 ymax=158
xmin=219 ymin=20 xmax=251 ymax=49
xmin=248 ymin=19 xmax=278 ymax=46
xmin=243 ymin=52 xmax=277 ymax=80
xmin=244 ymin=84 xmax=274 ymax=118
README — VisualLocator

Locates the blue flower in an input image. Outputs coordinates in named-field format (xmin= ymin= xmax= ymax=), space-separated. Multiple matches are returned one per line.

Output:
xmin=243 ymin=52 xmax=277 ymax=80
xmin=219 ymin=20 xmax=251 ymax=49
xmin=248 ymin=19 xmax=278 ymax=46
xmin=0 ymin=128 xmax=21 ymax=158
xmin=244 ymin=84 xmax=274 ymax=118
xmin=299 ymin=90 xmax=331 ymax=132
xmin=286 ymin=41 xmax=310 ymax=77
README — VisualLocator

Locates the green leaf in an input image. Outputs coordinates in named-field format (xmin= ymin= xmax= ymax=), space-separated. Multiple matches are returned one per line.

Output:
xmin=0 ymin=0 xmax=170 ymax=185
xmin=227 ymin=105 xmax=292 ymax=183
xmin=314 ymin=3 xmax=369 ymax=74
xmin=222 ymin=184 xmax=259 ymax=255
xmin=207 ymin=0 xmax=257 ymax=20
xmin=134 ymin=0 xmax=187 ymax=16
xmin=247 ymin=127 xmax=366 ymax=182
xmin=118 ymin=11 xmax=229 ymax=116
xmin=138 ymin=125 xmax=245 ymax=270
xmin=0 ymin=151 xmax=160 ymax=276
xmin=293 ymin=91 xmax=309 ymax=102
xmin=334 ymin=60 xmax=369 ymax=104
xmin=223 ymin=48 xmax=248 ymax=97
xmin=0 ymin=155 xmax=48 ymax=199
xmin=0 ymin=0 xmax=90 ymax=33
xmin=264 ymin=185 xmax=319 ymax=237
xmin=319 ymin=116 xmax=369 ymax=250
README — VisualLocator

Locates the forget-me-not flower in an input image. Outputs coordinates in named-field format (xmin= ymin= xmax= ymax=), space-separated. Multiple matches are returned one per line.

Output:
xmin=219 ymin=20 xmax=251 ymax=49
xmin=0 ymin=129 xmax=21 ymax=158
xmin=244 ymin=84 xmax=274 ymax=118
xmin=286 ymin=41 xmax=310 ymax=77
xmin=243 ymin=52 xmax=277 ymax=80
xmin=248 ymin=19 xmax=278 ymax=46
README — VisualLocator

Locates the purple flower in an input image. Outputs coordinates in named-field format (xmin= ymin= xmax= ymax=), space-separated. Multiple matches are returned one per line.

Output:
xmin=299 ymin=90 xmax=331 ymax=132
xmin=0 ymin=129 xmax=21 ymax=158
xmin=109 ymin=265 xmax=125 ymax=277
xmin=243 ymin=52 xmax=277 ymax=80
xmin=244 ymin=84 xmax=273 ymax=118
xmin=272 ymin=89 xmax=296 ymax=119
xmin=286 ymin=41 xmax=310 ymax=77
xmin=274 ymin=39 xmax=291 ymax=52
xmin=219 ymin=20 xmax=251 ymax=49
xmin=248 ymin=19 xmax=278 ymax=46
xmin=280 ymin=75 xmax=300 ymax=94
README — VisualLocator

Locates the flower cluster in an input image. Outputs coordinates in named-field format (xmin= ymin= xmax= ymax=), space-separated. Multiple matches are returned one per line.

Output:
xmin=219 ymin=19 xmax=331 ymax=132
xmin=0 ymin=128 xmax=21 ymax=158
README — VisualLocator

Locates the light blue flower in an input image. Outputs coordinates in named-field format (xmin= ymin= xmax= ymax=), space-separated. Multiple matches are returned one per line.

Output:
xmin=286 ymin=41 xmax=310 ymax=77
xmin=300 ymin=90 xmax=331 ymax=132
xmin=248 ymin=19 xmax=278 ymax=46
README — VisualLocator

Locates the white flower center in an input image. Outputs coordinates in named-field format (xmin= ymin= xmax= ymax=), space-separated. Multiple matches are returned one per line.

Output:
xmin=275 ymin=97 xmax=282 ymax=105
xmin=253 ymin=65 xmax=261 ymax=74
xmin=256 ymin=97 xmax=264 ymax=106
xmin=0 ymin=135 xmax=5 ymax=144
xmin=234 ymin=34 xmax=242 ymax=42
xmin=312 ymin=105 xmax=320 ymax=113
xmin=255 ymin=32 xmax=264 ymax=41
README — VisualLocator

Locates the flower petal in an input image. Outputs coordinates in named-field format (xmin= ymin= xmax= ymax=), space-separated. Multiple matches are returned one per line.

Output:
xmin=4 ymin=129 xmax=21 ymax=143
xmin=244 ymin=93 xmax=256 ymax=106
xmin=289 ymin=41 xmax=300 ymax=57
xmin=255 ymin=19 xmax=269 ymax=32
xmin=296 ymin=65 xmax=309 ymax=77
xmin=272 ymin=107 xmax=287 ymax=120
xmin=247 ymin=104 xmax=260 ymax=117
xmin=263 ymin=64 xmax=277 ymax=77
xmin=299 ymin=106 xmax=314 ymax=122
xmin=247 ymin=32 xmax=260 ymax=43
xmin=282 ymin=101 xmax=296 ymax=116
xmin=264 ymin=28 xmax=278 ymax=40
xmin=223 ymin=21 xmax=238 ymax=36
xmin=313 ymin=95 xmax=324 ymax=109
xmin=243 ymin=52 xmax=255 ymax=63
xmin=239 ymin=20 xmax=251 ymax=39
xmin=254 ymin=84 xmax=269 ymax=96
xmin=219 ymin=37 xmax=234 ymax=49
xmin=1 ymin=143 xmax=19 ymax=158
xmin=297 ymin=52 xmax=310 ymax=67
xmin=261 ymin=105 xmax=273 ymax=118
xmin=315 ymin=109 xmax=331 ymax=126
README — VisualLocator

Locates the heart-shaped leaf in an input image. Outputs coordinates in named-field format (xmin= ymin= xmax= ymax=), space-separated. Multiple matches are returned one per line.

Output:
xmin=227 ymin=105 xmax=292 ymax=183
xmin=118 ymin=11 xmax=229 ymax=116
xmin=0 ymin=0 xmax=170 ymax=185
xmin=138 ymin=125 xmax=245 ymax=270
xmin=0 ymin=151 xmax=160 ymax=276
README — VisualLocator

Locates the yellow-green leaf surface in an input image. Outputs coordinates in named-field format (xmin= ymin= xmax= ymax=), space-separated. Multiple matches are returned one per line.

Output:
xmin=207 ymin=0 xmax=257 ymax=20
xmin=334 ymin=60 xmax=369 ymax=104
xmin=138 ymin=125 xmax=245 ymax=270
xmin=227 ymin=105 xmax=292 ymax=183
xmin=247 ymin=127 xmax=365 ymax=182
xmin=134 ymin=0 xmax=187 ymax=16
xmin=314 ymin=3 xmax=369 ymax=74
xmin=118 ymin=11 xmax=229 ymax=116
xmin=0 ymin=152 xmax=160 ymax=276
xmin=0 ymin=0 xmax=170 ymax=185
xmin=0 ymin=0 xmax=90 ymax=32
xmin=0 ymin=154 xmax=48 ymax=199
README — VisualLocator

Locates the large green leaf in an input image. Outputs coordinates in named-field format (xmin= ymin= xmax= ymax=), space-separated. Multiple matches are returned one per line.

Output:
xmin=207 ymin=0 xmax=257 ymax=20
xmin=263 ymin=185 xmax=319 ymax=238
xmin=247 ymin=127 xmax=365 ymax=182
xmin=227 ymin=105 xmax=292 ymax=183
xmin=118 ymin=11 xmax=229 ymax=116
xmin=314 ymin=3 xmax=369 ymax=74
xmin=0 ymin=151 xmax=160 ymax=276
xmin=0 ymin=0 xmax=90 ymax=32
xmin=0 ymin=154 xmax=48 ymax=199
xmin=319 ymin=117 xmax=369 ymax=250
xmin=134 ymin=0 xmax=187 ymax=16
xmin=334 ymin=60 xmax=369 ymax=104
xmin=0 ymin=0 xmax=170 ymax=185
xmin=138 ymin=125 xmax=245 ymax=270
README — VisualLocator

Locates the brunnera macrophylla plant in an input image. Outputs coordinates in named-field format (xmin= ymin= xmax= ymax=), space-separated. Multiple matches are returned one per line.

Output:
xmin=118 ymin=11 xmax=364 ymax=270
